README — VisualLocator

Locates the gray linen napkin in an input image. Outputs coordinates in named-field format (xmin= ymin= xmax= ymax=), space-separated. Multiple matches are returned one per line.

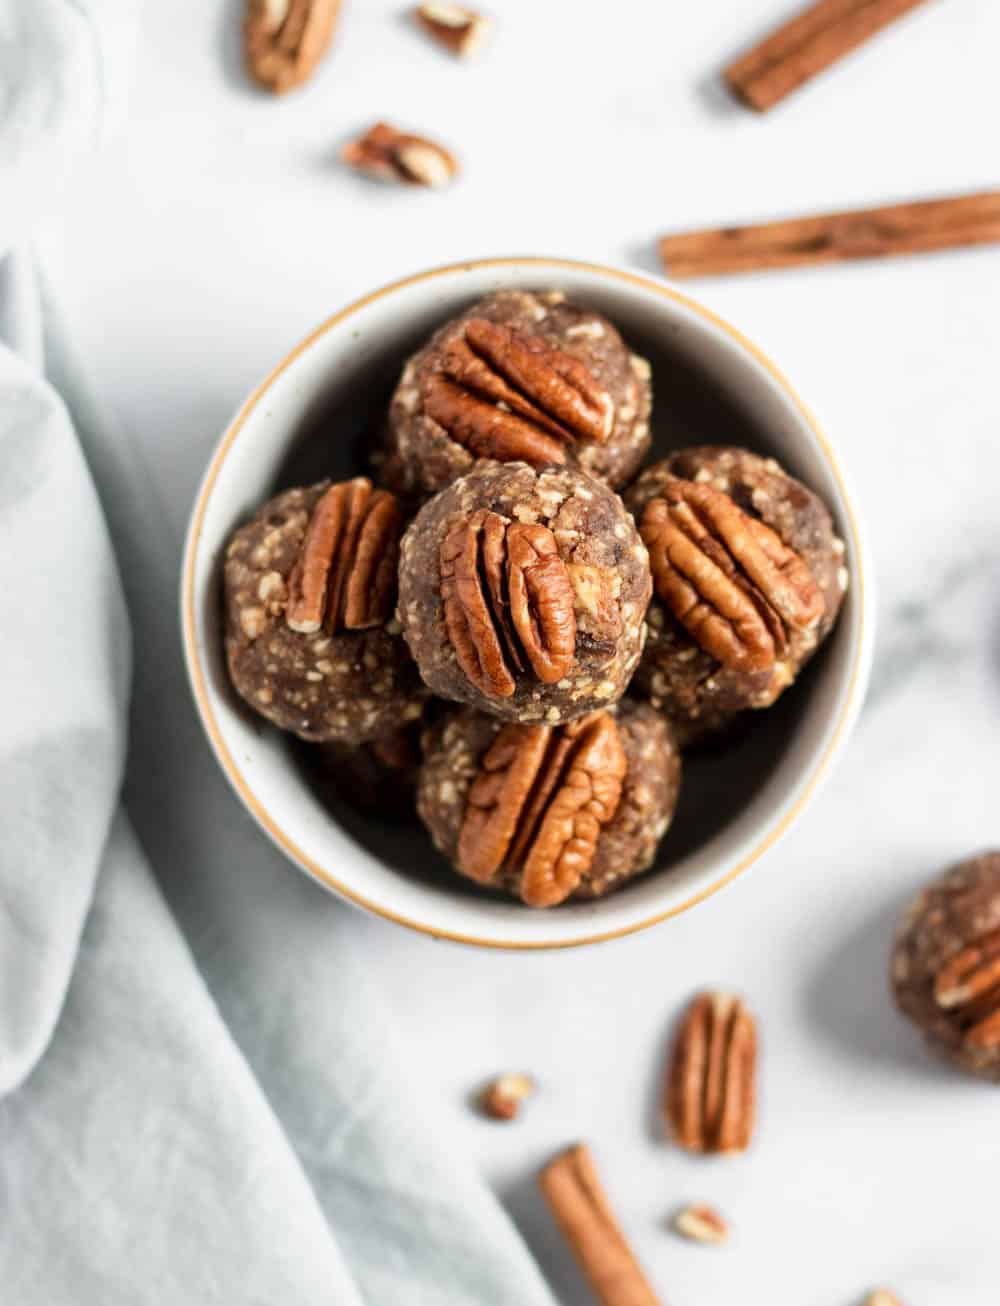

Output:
xmin=0 ymin=4 xmax=557 ymax=1302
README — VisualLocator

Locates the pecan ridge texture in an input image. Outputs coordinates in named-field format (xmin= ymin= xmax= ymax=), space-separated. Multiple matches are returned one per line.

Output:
xmin=933 ymin=927 xmax=1000 ymax=1051
xmin=665 ymin=991 xmax=757 ymax=1154
xmin=244 ymin=0 xmax=342 ymax=94
xmin=341 ymin=122 xmax=458 ymax=188
xmin=439 ymin=509 xmax=577 ymax=698
xmin=423 ymin=318 xmax=615 ymax=468
xmin=457 ymin=713 xmax=627 ymax=906
xmin=286 ymin=478 xmax=402 ymax=635
xmin=640 ymin=477 xmax=823 ymax=672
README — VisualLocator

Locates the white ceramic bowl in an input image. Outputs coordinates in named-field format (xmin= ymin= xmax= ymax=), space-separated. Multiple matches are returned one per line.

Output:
xmin=181 ymin=256 xmax=874 ymax=949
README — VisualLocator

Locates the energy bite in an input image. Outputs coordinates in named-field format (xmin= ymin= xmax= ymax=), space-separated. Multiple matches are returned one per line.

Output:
xmin=417 ymin=701 xmax=681 ymax=906
xmin=398 ymin=461 xmax=652 ymax=723
xmin=625 ymin=446 xmax=846 ymax=737
xmin=387 ymin=289 xmax=652 ymax=495
xmin=892 ymin=852 xmax=1000 ymax=1082
xmin=224 ymin=478 xmax=426 ymax=743
xmin=304 ymin=724 xmax=422 ymax=817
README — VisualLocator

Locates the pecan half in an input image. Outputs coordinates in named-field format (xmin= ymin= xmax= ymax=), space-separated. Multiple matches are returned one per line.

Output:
xmin=439 ymin=511 xmax=576 ymax=698
xmin=933 ymin=927 xmax=1000 ymax=1050
xmin=457 ymin=713 xmax=626 ymax=907
xmin=286 ymin=479 xmax=402 ymax=634
xmin=423 ymin=318 xmax=615 ymax=467
xmin=341 ymin=122 xmax=458 ymax=187
xmin=641 ymin=478 xmax=824 ymax=673
xmin=415 ymin=3 xmax=493 ymax=56
xmin=244 ymin=0 xmax=341 ymax=94
xmin=665 ymin=991 xmax=757 ymax=1154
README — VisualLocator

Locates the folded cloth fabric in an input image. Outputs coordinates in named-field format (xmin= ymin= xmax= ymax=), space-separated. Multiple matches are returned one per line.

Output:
xmin=0 ymin=5 xmax=557 ymax=1302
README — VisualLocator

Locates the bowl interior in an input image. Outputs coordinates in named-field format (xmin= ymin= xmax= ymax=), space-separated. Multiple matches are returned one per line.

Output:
xmin=185 ymin=260 xmax=869 ymax=947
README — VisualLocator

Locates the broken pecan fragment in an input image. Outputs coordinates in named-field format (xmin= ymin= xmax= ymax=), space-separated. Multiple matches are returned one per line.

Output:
xmin=641 ymin=478 xmax=823 ymax=673
xmin=439 ymin=511 xmax=576 ymax=698
xmin=672 ymin=1204 xmax=730 ymax=1245
xmin=244 ymin=0 xmax=341 ymax=94
xmin=286 ymin=479 xmax=402 ymax=634
xmin=665 ymin=990 xmax=757 ymax=1154
xmin=457 ymin=713 xmax=626 ymax=907
xmin=423 ymin=318 xmax=616 ymax=467
xmin=341 ymin=122 xmax=458 ymax=187
xmin=934 ymin=926 xmax=1000 ymax=1050
xmin=478 ymin=1072 xmax=535 ymax=1120
xmin=415 ymin=2 xmax=493 ymax=56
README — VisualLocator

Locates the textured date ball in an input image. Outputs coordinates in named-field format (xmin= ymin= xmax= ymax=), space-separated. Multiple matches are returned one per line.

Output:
xmin=302 ymin=724 xmax=422 ymax=819
xmin=892 ymin=852 xmax=1000 ymax=1082
xmin=625 ymin=446 xmax=847 ymax=739
xmin=397 ymin=461 xmax=652 ymax=724
xmin=416 ymin=701 xmax=681 ymax=906
xmin=386 ymin=289 xmax=652 ymax=495
xmin=223 ymin=480 xmax=426 ymax=744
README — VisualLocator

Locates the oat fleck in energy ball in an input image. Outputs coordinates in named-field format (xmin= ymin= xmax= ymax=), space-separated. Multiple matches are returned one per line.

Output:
xmin=892 ymin=852 xmax=1000 ymax=1082
xmin=387 ymin=290 xmax=652 ymax=495
xmin=224 ymin=479 xmax=426 ymax=742
xmin=417 ymin=701 xmax=681 ymax=906
xmin=398 ymin=461 xmax=651 ymax=724
xmin=625 ymin=446 xmax=847 ymax=738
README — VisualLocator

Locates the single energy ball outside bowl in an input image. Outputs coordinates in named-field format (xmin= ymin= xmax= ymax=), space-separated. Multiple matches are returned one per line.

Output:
xmin=223 ymin=478 xmax=426 ymax=743
xmin=386 ymin=289 xmax=652 ymax=495
xmin=625 ymin=445 xmax=847 ymax=740
xmin=397 ymin=460 xmax=652 ymax=724
xmin=892 ymin=851 xmax=1000 ymax=1082
xmin=417 ymin=700 xmax=682 ymax=907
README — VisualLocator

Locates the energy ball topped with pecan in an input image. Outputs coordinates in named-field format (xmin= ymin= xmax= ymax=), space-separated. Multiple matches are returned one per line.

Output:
xmin=397 ymin=461 xmax=651 ymax=723
xmin=625 ymin=446 xmax=847 ymax=737
xmin=892 ymin=852 xmax=1000 ymax=1082
xmin=387 ymin=290 xmax=652 ymax=495
xmin=224 ymin=478 xmax=426 ymax=743
xmin=417 ymin=701 xmax=681 ymax=906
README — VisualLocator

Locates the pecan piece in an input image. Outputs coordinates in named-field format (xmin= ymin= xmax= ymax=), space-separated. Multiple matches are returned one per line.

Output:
xmin=567 ymin=563 xmax=623 ymax=643
xmin=341 ymin=122 xmax=458 ymax=188
xmin=439 ymin=512 xmax=576 ymax=698
xmin=458 ymin=713 xmax=626 ymax=907
xmin=423 ymin=318 xmax=615 ymax=467
xmin=244 ymin=0 xmax=341 ymax=94
xmin=934 ymin=926 xmax=1000 ymax=1050
xmin=478 ymin=1072 xmax=536 ymax=1121
xmin=641 ymin=478 xmax=824 ymax=673
xmin=672 ymin=1204 xmax=730 ymax=1245
xmin=507 ymin=524 xmax=577 ymax=686
xmin=286 ymin=479 xmax=402 ymax=634
xmin=665 ymin=990 xmax=757 ymax=1154
xmin=415 ymin=3 xmax=493 ymax=56
xmin=423 ymin=375 xmax=568 ymax=466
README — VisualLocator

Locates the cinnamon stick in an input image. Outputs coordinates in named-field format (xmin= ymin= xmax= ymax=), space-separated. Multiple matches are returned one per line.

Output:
xmin=538 ymin=1144 xmax=661 ymax=1306
xmin=724 ymin=0 xmax=931 ymax=112
xmin=659 ymin=191 xmax=1000 ymax=279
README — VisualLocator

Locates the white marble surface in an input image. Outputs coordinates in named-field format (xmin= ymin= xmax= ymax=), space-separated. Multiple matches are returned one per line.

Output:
xmin=42 ymin=1 xmax=1000 ymax=1302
